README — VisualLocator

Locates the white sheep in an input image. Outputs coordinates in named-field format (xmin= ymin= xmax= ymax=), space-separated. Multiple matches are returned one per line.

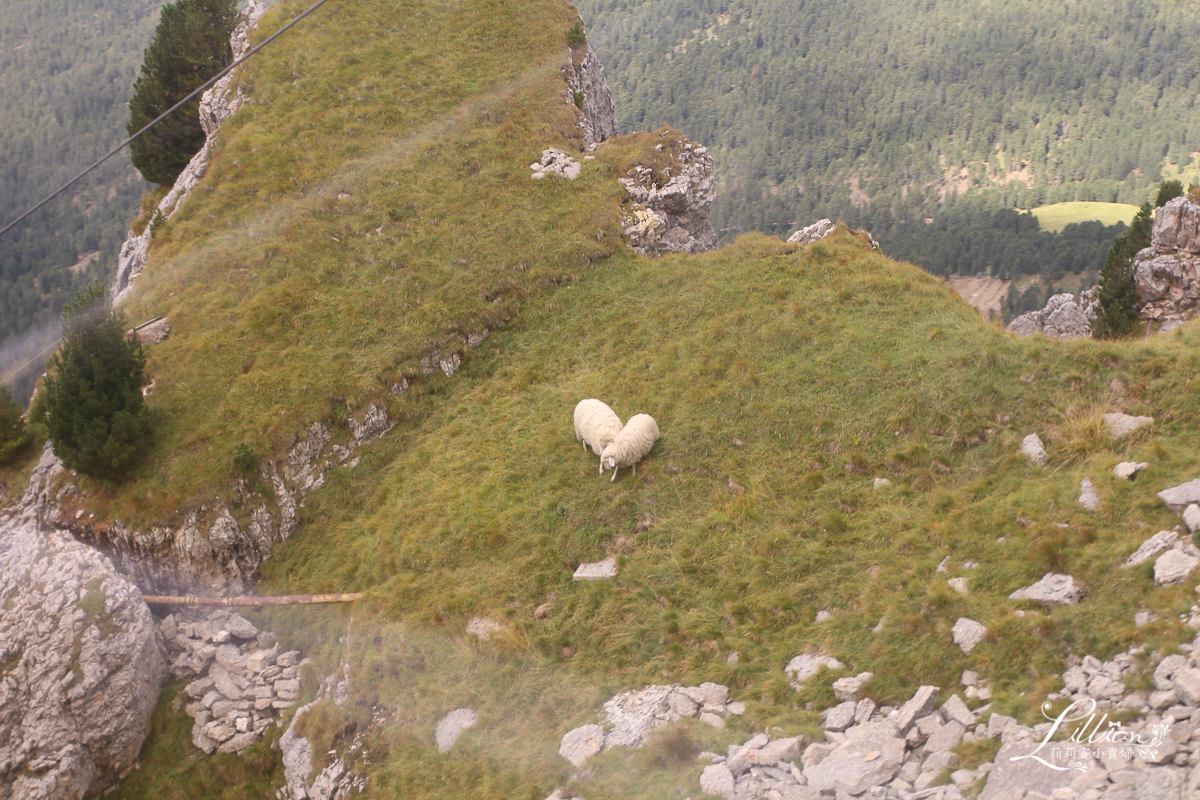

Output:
xmin=600 ymin=413 xmax=660 ymax=481
xmin=574 ymin=399 xmax=624 ymax=467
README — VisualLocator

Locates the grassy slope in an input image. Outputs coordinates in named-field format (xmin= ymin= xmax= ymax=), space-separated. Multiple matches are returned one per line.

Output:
xmin=8 ymin=0 xmax=1197 ymax=797
xmin=1029 ymin=202 xmax=1141 ymax=233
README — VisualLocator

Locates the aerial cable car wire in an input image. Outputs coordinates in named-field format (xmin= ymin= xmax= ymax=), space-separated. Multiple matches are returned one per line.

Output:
xmin=0 ymin=0 xmax=337 ymax=243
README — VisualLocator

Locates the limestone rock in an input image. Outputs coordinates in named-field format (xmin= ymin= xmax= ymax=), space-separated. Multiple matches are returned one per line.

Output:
xmin=1115 ymin=461 xmax=1150 ymax=480
xmin=948 ymin=577 xmax=969 ymax=594
xmin=822 ymin=701 xmax=857 ymax=732
xmin=1079 ymin=478 xmax=1101 ymax=510
xmin=619 ymin=135 xmax=717 ymax=256
xmin=952 ymin=618 xmax=989 ymax=654
xmin=1021 ymin=433 xmax=1048 ymax=467
xmin=435 ymin=708 xmax=477 ymax=753
xmin=979 ymin=740 xmax=1098 ymax=800
xmin=529 ymin=148 xmax=582 ymax=180
xmin=1186 ymin=504 xmax=1200 ymax=534
xmin=559 ymin=724 xmax=604 ymax=766
xmin=0 ymin=518 xmax=168 ymax=799
xmin=787 ymin=219 xmax=836 ymax=245
xmin=1006 ymin=293 xmax=1091 ymax=339
xmin=1123 ymin=530 xmax=1180 ymax=568
xmin=573 ymin=556 xmax=617 ymax=581
xmin=1134 ymin=196 xmax=1200 ymax=320
xmin=466 ymin=617 xmax=503 ymax=641
xmin=785 ymin=653 xmax=845 ymax=690
xmin=1008 ymin=573 xmax=1086 ymax=606
xmin=1104 ymin=412 xmax=1154 ymax=439
xmin=1155 ymin=548 xmax=1200 ymax=587
xmin=802 ymin=720 xmax=906 ymax=794
xmin=832 ymin=671 xmax=874 ymax=702
xmin=1160 ymin=479 xmax=1200 ymax=513
xmin=601 ymin=684 xmax=674 ymax=749
xmin=699 ymin=763 xmax=736 ymax=800
xmin=894 ymin=686 xmax=939 ymax=734
xmin=559 ymin=40 xmax=619 ymax=148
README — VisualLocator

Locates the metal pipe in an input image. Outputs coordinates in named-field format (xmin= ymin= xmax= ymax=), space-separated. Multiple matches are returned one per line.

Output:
xmin=142 ymin=593 xmax=363 ymax=607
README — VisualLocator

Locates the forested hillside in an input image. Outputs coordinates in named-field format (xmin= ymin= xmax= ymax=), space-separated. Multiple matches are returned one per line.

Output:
xmin=0 ymin=0 xmax=161 ymax=396
xmin=575 ymin=0 xmax=1200 ymax=247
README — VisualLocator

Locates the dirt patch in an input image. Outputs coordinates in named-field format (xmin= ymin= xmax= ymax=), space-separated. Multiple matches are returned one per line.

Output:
xmin=946 ymin=277 xmax=1010 ymax=318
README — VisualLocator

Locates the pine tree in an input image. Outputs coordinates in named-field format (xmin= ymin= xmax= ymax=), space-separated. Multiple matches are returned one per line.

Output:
xmin=0 ymin=383 xmax=29 ymax=465
xmin=1092 ymin=201 xmax=1152 ymax=339
xmin=127 ymin=0 xmax=238 ymax=186
xmin=42 ymin=282 xmax=153 ymax=480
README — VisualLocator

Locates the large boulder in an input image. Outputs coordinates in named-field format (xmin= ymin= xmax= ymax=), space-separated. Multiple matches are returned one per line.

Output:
xmin=619 ymin=132 xmax=717 ymax=257
xmin=0 ymin=516 xmax=167 ymax=799
xmin=1006 ymin=293 xmax=1092 ymax=339
xmin=1133 ymin=196 xmax=1200 ymax=321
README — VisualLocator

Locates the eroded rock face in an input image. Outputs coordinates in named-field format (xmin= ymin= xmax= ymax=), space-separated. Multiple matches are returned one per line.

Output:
xmin=1134 ymin=196 xmax=1200 ymax=321
xmin=112 ymin=0 xmax=269 ymax=305
xmin=0 ymin=516 xmax=167 ymax=799
xmin=620 ymin=134 xmax=717 ymax=256
xmin=1006 ymin=293 xmax=1092 ymax=338
xmin=26 ymin=402 xmax=393 ymax=593
xmin=560 ymin=40 xmax=619 ymax=149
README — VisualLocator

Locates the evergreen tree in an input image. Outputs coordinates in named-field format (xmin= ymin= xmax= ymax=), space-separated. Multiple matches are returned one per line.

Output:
xmin=0 ymin=383 xmax=29 ymax=465
xmin=42 ymin=282 xmax=152 ymax=480
xmin=127 ymin=0 xmax=238 ymax=185
xmin=1093 ymin=201 xmax=1152 ymax=339
xmin=1156 ymin=180 xmax=1184 ymax=208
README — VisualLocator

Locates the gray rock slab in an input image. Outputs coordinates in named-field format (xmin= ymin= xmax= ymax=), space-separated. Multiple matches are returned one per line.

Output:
xmin=1159 ymin=479 xmax=1200 ymax=513
xmin=1104 ymin=412 xmax=1154 ymax=439
xmin=952 ymin=618 xmax=988 ymax=654
xmin=558 ymin=724 xmax=604 ymax=766
xmin=0 ymin=518 xmax=168 ymax=799
xmin=1114 ymin=461 xmax=1149 ymax=480
xmin=785 ymin=653 xmax=845 ymax=690
xmin=435 ymin=708 xmax=477 ymax=753
xmin=822 ymin=701 xmax=858 ymax=732
xmin=1186 ymin=504 xmax=1200 ymax=534
xmin=941 ymin=694 xmax=975 ymax=728
xmin=1021 ymin=433 xmax=1048 ymax=466
xmin=1174 ymin=669 xmax=1200 ymax=706
xmin=1123 ymin=530 xmax=1180 ymax=568
xmin=802 ymin=721 xmax=905 ymax=795
xmin=1008 ymin=573 xmax=1085 ymax=606
xmin=894 ymin=686 xmax=940 ymax=734
xmin=572 ymin=556 xmax=617 ymax=581
xmin=699 ymin=763 xmax=735 ymax=800
xmin=1078 ymin=478 xmax=1100 ymax=510
xmin=601 ymin=684 xmax=674 ymax=749
xmin=832 ymin=671 xmax=874 ymax=702
xmin=1155 ymin=548 xmax=1200 ymax=587
xmin=925 ymin=720 xmax=966 ymax=753
xmin=979 ymin=740 xmax=1098 ymax=800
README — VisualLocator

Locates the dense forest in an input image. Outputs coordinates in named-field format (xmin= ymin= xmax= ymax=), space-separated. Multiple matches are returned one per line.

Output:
xmin=0 ymin=0 xmax=162 ymax=399
xmin=575 ymin=0 xmax=1200 ymax=242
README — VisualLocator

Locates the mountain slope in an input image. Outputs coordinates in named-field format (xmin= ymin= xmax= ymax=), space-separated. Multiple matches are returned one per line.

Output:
xmin=5 ymin=0 xmax=1200 ymax=797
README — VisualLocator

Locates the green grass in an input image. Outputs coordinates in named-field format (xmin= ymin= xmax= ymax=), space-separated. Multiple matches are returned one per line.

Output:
xmin=1027 ymin=202 xmax=1140 ymax=233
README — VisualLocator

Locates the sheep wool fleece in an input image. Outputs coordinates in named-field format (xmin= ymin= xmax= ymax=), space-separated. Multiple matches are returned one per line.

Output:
xmin=601 ymin=413 xmax=660 ymax=481
xmin=574 ymin=399 xmax=624 ymax=463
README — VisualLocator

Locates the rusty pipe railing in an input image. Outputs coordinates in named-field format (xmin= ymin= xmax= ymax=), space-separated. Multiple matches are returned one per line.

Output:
xmin=142 ymin=593 xmax=363 ymax=607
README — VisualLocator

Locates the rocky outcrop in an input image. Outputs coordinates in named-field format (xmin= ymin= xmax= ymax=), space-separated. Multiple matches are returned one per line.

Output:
xmin=0 ymin=516 xmax=167 ymax=799
xmin=559 ymin=682 xmax=746 ymax=766
xmin=112 ymin=0 xmax=269 ymax=305
xmin=24 ymin=403 xmax=393 ymax=594
xmin=1006 ymin=292 xmax=1095 ymax=338
xmin=158 ymin=608 xmax=301 ymax=754
xmin=279 ymin=665 xmax=367 ymax=800
xmin=620 ymin=133 xmax=717 ymax=256
xmin=560 ymin=39 xmax=618 ymax=149
xmin=1136 ymin=196 xmax=1200 ymax=321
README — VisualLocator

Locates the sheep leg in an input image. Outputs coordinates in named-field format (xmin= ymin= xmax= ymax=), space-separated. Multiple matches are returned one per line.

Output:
xmin=610 ymin=465 xmax=619 ymax=482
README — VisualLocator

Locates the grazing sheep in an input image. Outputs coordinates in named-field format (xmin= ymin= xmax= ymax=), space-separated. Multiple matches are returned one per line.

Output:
xmin=574 ymin=399 xmax=624 ymax=466
xmin=600 ymin=414 xmax=660 ymax=481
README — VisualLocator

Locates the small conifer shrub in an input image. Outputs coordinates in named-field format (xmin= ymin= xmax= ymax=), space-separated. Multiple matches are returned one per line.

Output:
xmin=566 ymin=20 xmax=586 ymax=48
xmin=0 ymin=383 xmax=30 ymax=465
xmin=42 ymin=282 xmax=153 ymax=480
